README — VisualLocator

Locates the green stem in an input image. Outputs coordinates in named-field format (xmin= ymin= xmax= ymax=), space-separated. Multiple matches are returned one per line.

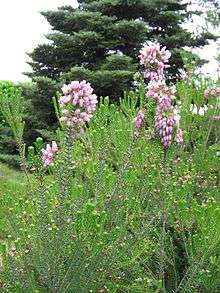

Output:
xmin=17 ymin=138 xmax=32 ymax=190
xmin=160 ymin=148 xmax=168 ymax=292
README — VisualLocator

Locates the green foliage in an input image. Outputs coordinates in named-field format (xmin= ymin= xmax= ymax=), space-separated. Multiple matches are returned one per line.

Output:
xmin=0 ymin=81 xmax=27 ymax=168
xmin=1 ymin=76 xmax=220 ymax=292
xmin=62 ymin=68 xmax=134 ymax=100
xmin=0 ymin=83 xmax=25 ymax=141
xmin=26 ymin=77 xmax=58 ymax=129
xmin=101 ymin=55 xmax=137 ymax=71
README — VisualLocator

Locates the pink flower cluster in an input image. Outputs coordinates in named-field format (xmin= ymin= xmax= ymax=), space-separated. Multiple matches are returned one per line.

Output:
xmin=139 ymin=44 xmax=171 ymax=80
xmin=154 ymin=95 xmax=178 ymax=146
xmin=155 ymin=102 xmax=184 ymax=146
xmin=42 ymin=141 xmax=58 ymax=167
xmin=59 ymin=80 xmax=98 ymax=130
xmin=133 ymin=110 xmax=145 ymax=129
xmin=204 ymin=86 xmax=220 ymax=98
xmin=151 ymin=82 xmax=184 ymax=146
xmin=140 ymin=45 xmax=184 ymax=147
xmin=147 ymin=80 xmax=176 ymax=104
xmin=137 ymin=43 xmax=185 ymax=146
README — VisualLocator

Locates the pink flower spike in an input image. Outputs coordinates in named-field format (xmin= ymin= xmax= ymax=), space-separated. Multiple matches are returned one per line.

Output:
xmin=59 ymin=80 xmax=98 ymax=131
xmin=139 ymin=43 xmax=171 ymax=80
xmin=42 ymin=141 xmax=58 ymax=167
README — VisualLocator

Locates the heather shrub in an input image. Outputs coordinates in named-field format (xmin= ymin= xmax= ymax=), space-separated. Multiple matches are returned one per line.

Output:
xmin=1 ymin=45 xmax=220 ymax=292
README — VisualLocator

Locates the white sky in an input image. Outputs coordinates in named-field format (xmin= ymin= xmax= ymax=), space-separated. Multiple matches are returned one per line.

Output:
xmin=0 ymin=0 xmax=219 ymax=82
xmin=0 ymin=0 xmax=78 ymax=81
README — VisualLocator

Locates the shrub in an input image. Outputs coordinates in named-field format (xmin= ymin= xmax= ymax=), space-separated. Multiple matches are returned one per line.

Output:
xmin=1 ymin=45 xmax=220 ymax=292
xmin=0 ymin=81 xmax=31 ymax=168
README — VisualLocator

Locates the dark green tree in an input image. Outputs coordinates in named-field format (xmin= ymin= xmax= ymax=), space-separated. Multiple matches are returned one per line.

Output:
xmin=27 ymin=0 xmax=216 ymax=130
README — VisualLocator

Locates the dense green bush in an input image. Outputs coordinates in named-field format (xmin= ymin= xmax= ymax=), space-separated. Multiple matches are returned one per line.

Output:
xmin=0 ymin=81 xmax=43 ymax=168
xmin=0 ymin=70 xmax=220 ymax=292
xmin=0 ymin=81 xmax=25 ymax=168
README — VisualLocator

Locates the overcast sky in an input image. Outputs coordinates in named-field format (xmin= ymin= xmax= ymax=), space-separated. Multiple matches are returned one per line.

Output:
xmin=0 ymin=0 xmax=219 ymax=82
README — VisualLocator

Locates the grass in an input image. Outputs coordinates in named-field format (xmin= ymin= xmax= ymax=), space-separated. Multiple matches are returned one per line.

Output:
xmin=0 ymin=163 xmax=29 ymax=239
xmin=0 ymin=163 xmax=23 ymax=185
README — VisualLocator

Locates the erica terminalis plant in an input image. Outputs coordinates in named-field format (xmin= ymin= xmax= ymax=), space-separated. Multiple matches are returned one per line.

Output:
xmin=40 ymin=81 xmax=99 ymax=281
xmin=54 ymin=80 xmax=98 ymax=209
xmin=40 ymin=80 xmax=98 ymax=250
xmin=136 ymin=43 xmax=186 ymax=289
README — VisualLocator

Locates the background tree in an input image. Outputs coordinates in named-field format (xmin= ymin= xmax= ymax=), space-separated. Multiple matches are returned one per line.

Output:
xmin=26 ymin=0 xmax=217 ymax=132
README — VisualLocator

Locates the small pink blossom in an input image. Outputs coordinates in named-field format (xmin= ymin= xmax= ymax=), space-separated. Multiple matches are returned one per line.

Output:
xmin=178 ymin=69 xmax=188 ymax=80
xmin=146 ymin=80 xmax=176 ymax=104
xmin=133 ymin=110 xmax=145 ymax=129
xmin=42 ymin=141 xmax=58 ymax=167
xmin=175 ymin=128 xmax=184 ymax=144
xmin=146 ymin=79 xmax=180 ymax=146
